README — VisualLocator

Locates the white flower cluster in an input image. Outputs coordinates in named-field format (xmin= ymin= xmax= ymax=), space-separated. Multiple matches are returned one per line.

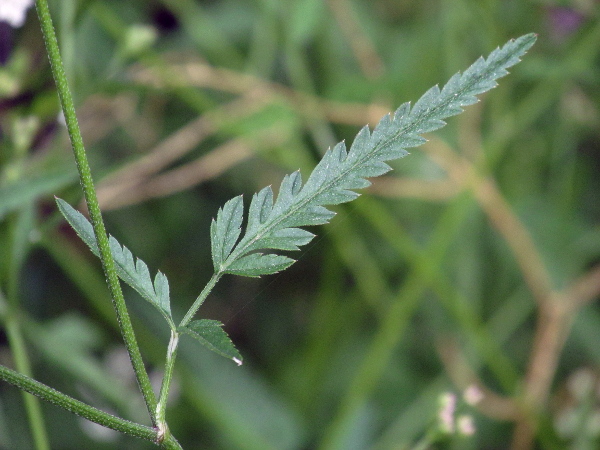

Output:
xmin=438 ymin=385 xmax=483 ymax=436
xmin=555 ymin=368 xmax=600 ymax=441
xmin=0 ymin=0 xmax=34 ymax=28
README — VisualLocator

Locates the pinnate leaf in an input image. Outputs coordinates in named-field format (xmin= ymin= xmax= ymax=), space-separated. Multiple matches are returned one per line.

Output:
xmin=207 ymin=34 xmax=536 ymax=278
xmin=179 ymin=319 xmax=242 ymax=365
xmin=211 ymin=195 xmax=244 ymax=271
xmin=56 ymin=198 xmax=174 ymax=329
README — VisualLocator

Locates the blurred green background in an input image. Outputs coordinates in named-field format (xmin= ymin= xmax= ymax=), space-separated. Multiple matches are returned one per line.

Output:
xmin=1 ymin=0 xmax=600 ymax=449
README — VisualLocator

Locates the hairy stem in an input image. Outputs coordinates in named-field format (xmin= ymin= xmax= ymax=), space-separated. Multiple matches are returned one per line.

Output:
xmin=0 ymin=361 xmax=184 ymax=448
xmin=0 ymin=364 xmax=156 ymax=441
xmin=35 ymin=0 xmax=157 ymax=426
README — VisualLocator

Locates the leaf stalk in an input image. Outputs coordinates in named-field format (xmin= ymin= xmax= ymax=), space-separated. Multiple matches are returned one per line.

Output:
xmin=180 ymin=272 xmax=223 ymax=328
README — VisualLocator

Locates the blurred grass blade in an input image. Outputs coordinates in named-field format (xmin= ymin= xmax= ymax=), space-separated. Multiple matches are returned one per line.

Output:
xmin=0 ymin=170 xmax=76 ymax=220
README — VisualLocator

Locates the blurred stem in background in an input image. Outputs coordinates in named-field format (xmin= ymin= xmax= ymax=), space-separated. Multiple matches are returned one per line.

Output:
xmin=0 ymin=92 xmax=50 ymax=447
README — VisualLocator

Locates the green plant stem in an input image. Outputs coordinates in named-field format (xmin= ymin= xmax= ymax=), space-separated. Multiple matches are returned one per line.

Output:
xmin=180 ymin=273 xmax=222 ymax=327
xmin=4 ymin=322 xmax=50 ymax=450
xmin=0 ymin=362 xmax=183 ymax=449
xmin=152 ymin=272 xmax=223 ymax=430
xmin=0 ymin=288 xmax=49 ymax=450
xmin=0 ymin=364 xmax=158 ymax=442
xmin=150 ymin=272 xmax=222 ymax=428
xmin=155 ymin=330 xmax=180 ymax=443
xmin=34 ymin=0 xmax=158 ymax=426
xmin=3 ymin=207 xmax=50 ymax=450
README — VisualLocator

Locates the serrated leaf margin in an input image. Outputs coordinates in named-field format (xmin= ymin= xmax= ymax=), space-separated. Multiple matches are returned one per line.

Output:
xmin=179 ymin=319 xmax=242 ymax=365
xmin=207 ymin=34 xmax=537 ymax=278
xmin=56 ymin=198 xmax=174 ymax=330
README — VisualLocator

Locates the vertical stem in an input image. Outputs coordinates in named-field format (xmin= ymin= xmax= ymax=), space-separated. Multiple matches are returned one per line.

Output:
xmin=3 ymin=203 xmax=50 ymax=449
xmin=1 ymin=291 xmax=49 ymax=450
xmin=7 ymin=325 xmax=48 ymax=450
xmin=510 ymin=303 xmax=573 ymax=450
xmin=34 ymin=0 xmax=157 ymax=425
xmin=155 ymin=330 xmax=179 ymax=443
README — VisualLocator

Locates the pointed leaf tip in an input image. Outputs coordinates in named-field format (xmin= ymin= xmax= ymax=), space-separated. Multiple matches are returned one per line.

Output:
xmin=211 ymin=195 xmax=244 ymax=270
xmin=180 ymin=319 xmax=242 ymax=363
xmin=208 ymin=34 xmax=535 ymax=280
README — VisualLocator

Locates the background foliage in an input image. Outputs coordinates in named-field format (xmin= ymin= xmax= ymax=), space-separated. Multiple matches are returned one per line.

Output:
xmin=1 ymin=0 xmax=599 ymax=449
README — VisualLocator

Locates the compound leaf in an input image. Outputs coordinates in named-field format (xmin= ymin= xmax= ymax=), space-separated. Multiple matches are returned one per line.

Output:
xmin=208 ymin=33 xmax=536 ymax=278
xmin=56 ymin=198 xmax=174 ymax=329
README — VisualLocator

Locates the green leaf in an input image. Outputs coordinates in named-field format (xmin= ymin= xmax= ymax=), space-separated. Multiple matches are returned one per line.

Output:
xmin=209 ymin=33 xmax=536 ymax=277
xmin=226 ymin=253 xmax=295 ymax=277
xmin=211 ymin=195 xmax=244 ymax=271
xmin=180 ymin=319 xmax=242 ymax=365
xmin=56 ymin=197 xmax=174 ymax=329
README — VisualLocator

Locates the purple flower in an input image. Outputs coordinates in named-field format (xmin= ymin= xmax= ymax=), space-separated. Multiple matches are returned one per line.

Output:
xmin=547 ymin=6 xmax=585 ymax=39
